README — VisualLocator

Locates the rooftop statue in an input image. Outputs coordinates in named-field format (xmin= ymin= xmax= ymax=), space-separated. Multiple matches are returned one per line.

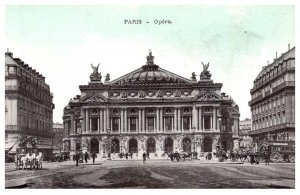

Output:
xmin=90 ymin=63 xmax=102 ymax=82
xmin=91 ymin=63 xmax=100 ymax=75
xmin=200 ymin=61 xmax=212 ymax=80
xmin=146 ymin=50 xmax=154 ymax=65
xmin=105 ymin=73 xmax=110 ymax=82
xmin=191 ymin=72 xmax=197 ymax=81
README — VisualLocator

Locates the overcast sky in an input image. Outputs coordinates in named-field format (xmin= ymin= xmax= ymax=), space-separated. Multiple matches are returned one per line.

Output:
xmin=5 ymin=5 xmax=295 ymax=123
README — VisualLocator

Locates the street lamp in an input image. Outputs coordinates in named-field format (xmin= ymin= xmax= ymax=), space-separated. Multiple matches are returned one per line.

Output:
xmin=107 ymin=128 xmax=111 ymax=160
xmin=192 ymin=126 xmax=196 ymax=153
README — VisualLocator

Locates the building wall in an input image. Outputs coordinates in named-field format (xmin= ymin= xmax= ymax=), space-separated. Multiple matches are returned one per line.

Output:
xmin=63 ymin=52 xmax=240 ymax=159
xmin=5 ymin=51 xmax=55 ymax=158
xmin=249 ymin=46 xmax=295 ymax=150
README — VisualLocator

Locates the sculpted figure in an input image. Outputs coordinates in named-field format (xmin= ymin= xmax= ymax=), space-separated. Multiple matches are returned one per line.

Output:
xmin=201 ymin=61 xmax=209 ymax=72
xmin=91 ymin=63 xmax=100 ymax=75
xmin=200 ymin=61 xmax=212 ymax=80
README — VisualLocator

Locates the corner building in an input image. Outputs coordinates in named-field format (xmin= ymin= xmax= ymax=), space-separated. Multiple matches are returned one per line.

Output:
xmin=5 ymin=51 xmax=55 ymax=158
xmin=63 ymin=51 xmax=240 ymax=158
xmin=249 ymin=47 xmax=295 ymax=150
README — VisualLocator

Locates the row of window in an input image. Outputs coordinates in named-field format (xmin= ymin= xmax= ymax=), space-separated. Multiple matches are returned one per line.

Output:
xmin=71 ymin=115 xmax=214 ymax=134
xmin=20 ymin=83 xmax=52 ymax=102
xmin=19 ymin=98 xmax=52 ymax=119
xmin=19 ymin=114 xmax=51 ymax=131
xmin=252 ymin=95 xmax=285 ymax=116
xmin=252 ymin=111 xmax=286 ymax=130
xmin=254 ymin=60 xmax=290 ymax=87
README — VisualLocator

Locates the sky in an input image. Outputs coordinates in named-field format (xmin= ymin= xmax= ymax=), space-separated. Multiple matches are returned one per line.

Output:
xmin=4 ymin=5 xmax=295 ymax=123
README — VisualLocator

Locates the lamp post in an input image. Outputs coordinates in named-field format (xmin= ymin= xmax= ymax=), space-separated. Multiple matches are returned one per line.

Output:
xmin=107 ymin=128 xmax=111 ymax=160
xmin=192 ymin=126 xmax=196 ymax=153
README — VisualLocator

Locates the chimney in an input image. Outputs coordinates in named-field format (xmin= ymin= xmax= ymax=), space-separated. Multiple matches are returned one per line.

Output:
xmin=288 ymin=44 xmax=290 ymax=50
xmin=267 ymin=60 xmax=269 ymax=65
xmin=276 ymin=52 xmax=277 ymax=59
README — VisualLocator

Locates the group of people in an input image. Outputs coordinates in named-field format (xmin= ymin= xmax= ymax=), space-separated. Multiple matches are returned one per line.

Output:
xmin=74 ymin=151 xmax=97 ymax=166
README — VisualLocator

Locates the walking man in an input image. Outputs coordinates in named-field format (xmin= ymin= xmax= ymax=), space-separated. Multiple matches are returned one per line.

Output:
xmin=84 ymin=152 xmax=88 ymax=163
xmin=91 ymin=151 xmax=97 ymax=164
xmin=75 ymin=152 xmax=79 ymax=167
xmin=142 ymin=152 xmax=147 ymax=164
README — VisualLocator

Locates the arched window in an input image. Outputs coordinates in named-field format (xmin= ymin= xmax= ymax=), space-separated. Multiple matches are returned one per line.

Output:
xmin=203 ymin=137 xmax=212 ymax=152
xmin=90 ymin=138 xmax=99 ymax=153
xmin=129 ymin=139 xmax=138 ymax=153
xmin=147 ymin=138 xmax=156 ymax=153
xmin=111 ymin=139 xmax=120 ymax=153
xmin=164 ymin=138 xmax=173 ymax=153
xmin=182 ymin=137 xmax=191 ymax=153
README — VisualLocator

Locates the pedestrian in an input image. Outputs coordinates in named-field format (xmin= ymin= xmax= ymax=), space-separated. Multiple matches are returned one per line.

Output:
xmin=91 ymin=151 xmax=97 ymax=164
xmin=75 ymin=152 xmax=79 ymax=167
xmin=142 ymin=152 xmax=147 ymax=164
xmin=170 ymin=152 xmax=174 ymax=161
xmin=125 ymin=152 xmax=128 ymax=159
xmin=84 ymin=152 xmax=88 ymax=163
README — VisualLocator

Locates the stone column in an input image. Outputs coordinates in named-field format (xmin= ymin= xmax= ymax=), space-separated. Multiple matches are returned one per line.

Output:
xmin=210 ymin=116 xmax=213 ymax=130
xmin=124 ymin=108 xmax=127 ymax=132
xmin=145 ymin=117 xmax=148 ymax=131
xmin=138 ymin=109 xmax=142 ymax=133
xmin=199 ymin=107 xmax=202 ymax=131
xmin=189 ymin=116 xmax=192 ymax=130
xmin=178 ymin=108 xmax=181 ymax=131
xmin=141 ymin=109 xmax=145 ymax=132
xmin=121 ymin=109 xmax=124 ymax=133
xmin=160 ymin=108 xmax=163 ymax=132
xmin=98 ymin=115 xmax=100 ymax=132
xmin=192 ymin=105 xmax=197 ymax=129
xmin=100 ymin=109 xmax=104 ymax=132
xmin=85 ymin=110 xmax=88 ymax=132
xmin=213 ymin=107 xmax=216 ymax=131
xmin=106 ymin=107 xmax=110 ymax=129
xmin=216 ymin=107 xmax=220 ymax=131
xmin=89 ymin=118 xmax=92 ymax=132
xmin=196 ymin=107 xmax=199 ymax=130
xmin=156 ymin=108 xmax=160 ymax=131
xmin=118 ymin=118 xmax=121 ymax=133
xmin=174 ymin=108 xmax=177 ymax=131
xmin=103 ymin=109 xmax=107 ymax=132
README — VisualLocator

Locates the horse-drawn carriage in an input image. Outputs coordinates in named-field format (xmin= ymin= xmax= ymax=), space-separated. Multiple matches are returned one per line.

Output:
xmin=259 ymin=141 xmax=295 ymax=163
xmin=15 ymin=136 xmax=43 ymax=170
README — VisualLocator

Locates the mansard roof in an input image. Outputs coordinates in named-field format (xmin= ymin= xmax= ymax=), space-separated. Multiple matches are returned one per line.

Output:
xmin=255 ymin=46 xmax=295 ymax=81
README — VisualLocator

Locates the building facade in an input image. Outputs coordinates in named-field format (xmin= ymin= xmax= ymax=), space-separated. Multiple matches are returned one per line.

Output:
xmin=249 ymin=46 xmax=295 ymax=151
xmin=239 ymin=118 xmax=253 ymax=150
xmin=62 ymin=51 xmax=240 ymax=159
xmin=5 ymin=51 xmax=55 ymax=158
xmin=53 ymin=123 xmax=64 ymax=153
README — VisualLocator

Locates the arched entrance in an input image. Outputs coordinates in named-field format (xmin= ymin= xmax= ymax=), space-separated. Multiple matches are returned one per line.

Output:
xmin=90 ymin=138 xmax=99 ymax=153
xmin=164 ymin=138 xmax=173 ymax=153
xmin=129 ymin=139 xmax=138 ymax=153
xmin=182 ymin=137 xmax=191 ymax=153
xmin=203 ymin=137 xmax=213 ymax=152
xmin=111 ymin=139 xmax=120 ymax=153
xmin=147 ymin=138 xmax=156 ymax=153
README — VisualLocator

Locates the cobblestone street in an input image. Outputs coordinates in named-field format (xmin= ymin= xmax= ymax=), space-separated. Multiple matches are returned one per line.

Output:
xmin=5 ymin=159 xmax=295 ymax=189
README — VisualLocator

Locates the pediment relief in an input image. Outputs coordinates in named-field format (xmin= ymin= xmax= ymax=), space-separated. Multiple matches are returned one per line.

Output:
xmin=195 ymin=92 xmax=221 ymax=101
xmin=81 ymin=93 xmax=108 ymax=103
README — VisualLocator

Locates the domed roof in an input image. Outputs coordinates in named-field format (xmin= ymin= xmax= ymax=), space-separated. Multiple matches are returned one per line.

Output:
xmin=111 ymin=50 xmax=190 ymax=84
